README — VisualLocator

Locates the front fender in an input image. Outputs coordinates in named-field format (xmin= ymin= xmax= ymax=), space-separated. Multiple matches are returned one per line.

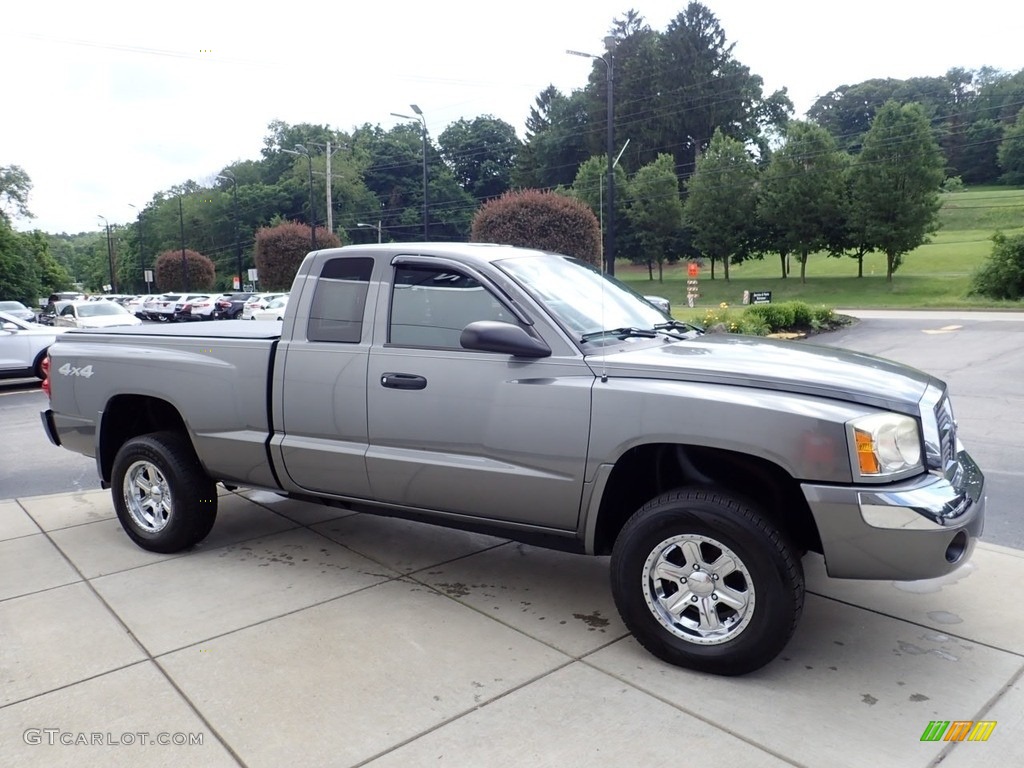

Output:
xmin=587 ymin=378 xmax=870 ymax=483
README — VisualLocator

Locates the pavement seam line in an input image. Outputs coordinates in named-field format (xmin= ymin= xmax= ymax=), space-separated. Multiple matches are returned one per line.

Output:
xmin=18 ymin=523 xmax=249 ymax=767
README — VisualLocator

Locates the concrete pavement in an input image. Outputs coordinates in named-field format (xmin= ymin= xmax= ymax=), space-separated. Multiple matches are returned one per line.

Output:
xmin=2 ymin=487 xmax=1021 ymax=767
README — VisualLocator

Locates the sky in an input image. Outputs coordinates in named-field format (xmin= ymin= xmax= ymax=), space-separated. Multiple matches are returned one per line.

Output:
xmin=2 ymin=0 xmax=1021 ymax=235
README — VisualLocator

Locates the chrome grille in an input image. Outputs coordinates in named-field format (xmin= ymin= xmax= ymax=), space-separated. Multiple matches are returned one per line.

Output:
xmin=935 ymin=395 xmax=957 ymax=472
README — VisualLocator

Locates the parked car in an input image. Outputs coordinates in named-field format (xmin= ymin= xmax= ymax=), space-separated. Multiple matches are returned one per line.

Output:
xmin=55 ymin=300 xmax=143 ymax=329
xmin=179 ymin=294 xmax=227 ymax=321
xmin=250 ymin=295 xmax=289 ymax=321
xmin=125 ymin=295 xmax=158 ymax=318
xmin=0 ymin=300 xmax=37 ymax=322
xmin=643 ymin=295 xmax=671 ymax=314
xmin=213 ymin=292 xmax=256 ymax=320
xmin=171 ymin=294 xmax=213 ymax=322
xmin=36 ymin=300 xmax=73 ymax=326
xmin=145 ymin=294 xmax=208 ymax=322
xmin=241 ymin=292 xmax=286 ymax=320
xmin=0 ymin=310 xmax=68 ymax=380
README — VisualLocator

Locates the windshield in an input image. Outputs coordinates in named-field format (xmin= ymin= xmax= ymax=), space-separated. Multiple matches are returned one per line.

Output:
xmin=496 ymin=254 xmax=668 ymax=339
xmin=79 ymin=302 xmax=127 ymax=317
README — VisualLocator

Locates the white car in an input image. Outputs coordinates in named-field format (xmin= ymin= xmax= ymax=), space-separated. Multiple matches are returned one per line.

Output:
xmin=0 ymin=310 xmax=68 ymax=380
xmin=126 ymin=294 xmax=158 ymax=318
xmin=249 ymin=295 xmax=289 ymax=321
xmin=0 ymin=300 xmax=37 ymax=322
xmin=180 ymin=293 xmax=230 ymax=321
xmin=241 ymin=293 xmax=286 ymax=320
xmin=55 ymin=301 xmax=143 ymax=329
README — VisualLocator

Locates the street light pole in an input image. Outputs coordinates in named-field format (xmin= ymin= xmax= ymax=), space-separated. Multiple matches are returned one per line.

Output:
xmin=567 ymin=37 xmax=617 ymax=275
xmin=391 ymin=106 xmax=428 ymax=240
xmin=357 ymin=221 xmax=382 ymax=243
xmin=217 ymin=171 xmax=241 ymax=290
xmin=283 ymin=145 xmax=317 ymax=250
xmin=97 ymin=215 xmax=116 ymax=292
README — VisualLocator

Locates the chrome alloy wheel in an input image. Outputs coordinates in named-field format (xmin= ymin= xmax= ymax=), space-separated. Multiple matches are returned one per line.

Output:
xmin=641 ymin=534 xmax=755 ymax=645
xmin=123 ymin=460 xmax=173 ymax=533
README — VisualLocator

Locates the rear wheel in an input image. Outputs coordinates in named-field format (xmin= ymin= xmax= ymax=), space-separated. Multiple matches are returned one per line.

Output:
xmin=32 ymin=349 xmax=49 ymax=380
xmin=111 ymin=431 xmax=217 ymax=553
xmin=611 ymin=488 xmax=804 ymax=676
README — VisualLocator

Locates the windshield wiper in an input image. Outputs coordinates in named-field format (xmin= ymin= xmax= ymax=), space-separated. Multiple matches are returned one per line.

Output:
xmin=654 ymin=320 xmax=705 ymax=336
xmin=580 ymin=326 xmax=659 ymax=343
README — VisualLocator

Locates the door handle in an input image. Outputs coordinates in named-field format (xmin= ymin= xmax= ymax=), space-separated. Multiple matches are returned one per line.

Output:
xmin=380 ymin=373 xmax=427 ymax=390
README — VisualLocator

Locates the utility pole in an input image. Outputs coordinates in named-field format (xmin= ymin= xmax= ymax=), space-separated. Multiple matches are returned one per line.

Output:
xmin=179 ymin=196 xmax=188 ymax=291
xmin=325 ymin=140 xmax=333 ymax=234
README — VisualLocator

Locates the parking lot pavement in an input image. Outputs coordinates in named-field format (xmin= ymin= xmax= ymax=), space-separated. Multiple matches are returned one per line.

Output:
xmin=2 ymin=489 xmax=1021 ymax=767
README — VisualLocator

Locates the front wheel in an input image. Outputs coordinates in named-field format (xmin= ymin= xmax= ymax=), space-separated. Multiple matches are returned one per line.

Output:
xmin=611 ymin=488 xmax=804 ymax=676
xmin=111 ymin=431 xmax=218 ymax=553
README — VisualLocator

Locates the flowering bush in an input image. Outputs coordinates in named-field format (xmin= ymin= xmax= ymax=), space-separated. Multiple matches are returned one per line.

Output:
xmin=689 ymin=301 xmax=838 ymax=336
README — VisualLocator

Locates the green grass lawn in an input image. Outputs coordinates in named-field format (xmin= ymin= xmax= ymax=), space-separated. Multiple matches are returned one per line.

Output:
xmin=619 ymin=186 xmax=1024 ymax=311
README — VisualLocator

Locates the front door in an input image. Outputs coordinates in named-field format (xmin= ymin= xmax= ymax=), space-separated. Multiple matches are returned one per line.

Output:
xmin=365 ymin=262 xmax=593 ymax=531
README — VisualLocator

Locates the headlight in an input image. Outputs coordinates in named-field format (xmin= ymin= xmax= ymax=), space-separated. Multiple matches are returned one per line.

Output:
xmin=847 ymin=413 xmax=923 ymax=481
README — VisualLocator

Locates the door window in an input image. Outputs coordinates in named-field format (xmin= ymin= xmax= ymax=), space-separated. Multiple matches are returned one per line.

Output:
xmin=389 ymin=265 xmax=515 ymax=348
xmin=306 ymin=257 xmax=373 ymax=343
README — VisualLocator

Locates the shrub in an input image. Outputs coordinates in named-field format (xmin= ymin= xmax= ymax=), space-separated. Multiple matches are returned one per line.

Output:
xmin=255 ymin=222 xmax=341 ymax=290
xmin=154 ymin=249 xmax=215 ymax=291
xmin=788 ymin=301 xmax=814 ymax=327
xmin=970 ymin=232 xmax=1024 ymax=300
xmin=745 ymin=303 xmax=795 ymax=331
xmin=811 ymin=305 xmax=835 ymax=328
xmin=470 ymin=189 xmax=601 ymax=266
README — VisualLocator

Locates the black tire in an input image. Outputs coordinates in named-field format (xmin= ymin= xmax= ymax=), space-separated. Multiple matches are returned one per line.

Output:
xmin=111 ymin=431 xmax=218 ymax=553
xmin=32 ymin=349 xmax=48 ymax=380
xmin=610 ymin=488 xmax=804 ymax=676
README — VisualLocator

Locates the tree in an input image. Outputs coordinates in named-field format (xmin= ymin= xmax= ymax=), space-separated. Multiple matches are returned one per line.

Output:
xmin=254 ymin=222 xmax=340 ymax=290
xmin=997 ymin=107 xmax=1024 ymax=185
xmin=154 ymin=249 xmax=216 ymax=292
xmin=651 ymin=3 xmax=791 ymax=174
xmin=0 ymin=164 xmax=34 ymax=224
xmin=682 ymin=130 xmax=759 ymax=281
xmin=570 ymin=155 xmax=628 ymax=259
xmin=627 ymin=154 xmax=684 ymax=281
xmin=470 ymin=190 xmax=601 ymax=265
xmin=438 ymin=116 xmax=521 ymax=201
xmin=512 ymin=87 xmax=592 ymax=190
xmin=758 ymin=122 xmax=847 ymax=283
xmin=850 ymin=101 xmax=945 ymax=280
xmin=970 ymin=232 xmax=1024 ymax=299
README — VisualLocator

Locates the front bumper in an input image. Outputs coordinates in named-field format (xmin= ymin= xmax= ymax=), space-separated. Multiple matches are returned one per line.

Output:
xmin=802 ymin=448 xmax=985 ymax=580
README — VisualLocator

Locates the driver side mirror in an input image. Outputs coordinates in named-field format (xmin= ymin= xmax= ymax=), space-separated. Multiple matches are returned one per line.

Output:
xmin=2 ymin=321 xmax=18 ymax=331
xmin=460 ymin=321 xmax=551 ymax=358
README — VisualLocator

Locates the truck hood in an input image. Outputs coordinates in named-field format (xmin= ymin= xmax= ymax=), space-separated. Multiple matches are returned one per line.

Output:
xmin=590 ymin=334 xmax=936 ymax=414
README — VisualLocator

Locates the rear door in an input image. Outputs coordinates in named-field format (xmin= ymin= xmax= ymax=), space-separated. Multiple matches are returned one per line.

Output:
xmin=276 ymin=256 xmax=377 ymax=497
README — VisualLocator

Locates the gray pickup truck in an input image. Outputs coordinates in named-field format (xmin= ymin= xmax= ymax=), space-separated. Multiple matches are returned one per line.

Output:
xmin=41 ymin=243 xmax=985 ymax=675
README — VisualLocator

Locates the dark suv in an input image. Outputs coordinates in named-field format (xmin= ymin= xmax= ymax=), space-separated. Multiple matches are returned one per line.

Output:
xmin=213 ymin=292 xmax=256 ymax=320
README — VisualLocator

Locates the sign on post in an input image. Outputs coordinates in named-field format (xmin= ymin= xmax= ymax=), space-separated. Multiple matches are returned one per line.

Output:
xmin=686 ymin=262 xmax=700 ymax=307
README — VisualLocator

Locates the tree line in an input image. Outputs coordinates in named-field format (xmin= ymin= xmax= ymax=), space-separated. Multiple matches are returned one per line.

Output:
xmin=2 ymin=1 xmax=1023 ymax=301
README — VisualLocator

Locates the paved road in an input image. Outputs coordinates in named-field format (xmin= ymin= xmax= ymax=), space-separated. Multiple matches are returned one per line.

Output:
xmin=3 ymin=311 xmax=1021 ymax=546
xmin=819 ymin=310 xmax=1024 ymax=549
xmin=0 ymin=378 xmax=97 ymax=499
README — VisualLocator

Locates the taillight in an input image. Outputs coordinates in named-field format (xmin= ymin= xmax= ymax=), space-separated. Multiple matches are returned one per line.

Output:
xmin=41 ymin=355 xmax=51 ymax=398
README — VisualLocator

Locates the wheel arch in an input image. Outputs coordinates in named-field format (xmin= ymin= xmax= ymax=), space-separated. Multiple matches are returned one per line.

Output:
xmin=98 ymin=395 xmax=190 ymax=483
xmin=591 ymin=443 xmax=822 ymax=557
